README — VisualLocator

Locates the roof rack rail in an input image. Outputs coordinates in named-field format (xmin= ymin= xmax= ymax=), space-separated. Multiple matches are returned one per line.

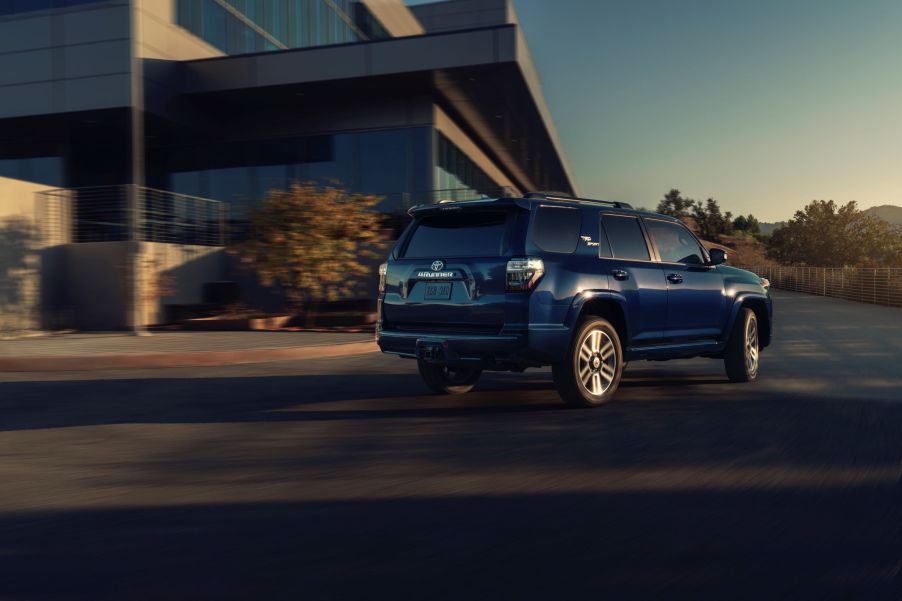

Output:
xmin=523 ymin=191 xmax=633 ymax=210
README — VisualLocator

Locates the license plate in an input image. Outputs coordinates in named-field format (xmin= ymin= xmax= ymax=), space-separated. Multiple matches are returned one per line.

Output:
xmin=424 ymin=282 xmax=452 ymax=300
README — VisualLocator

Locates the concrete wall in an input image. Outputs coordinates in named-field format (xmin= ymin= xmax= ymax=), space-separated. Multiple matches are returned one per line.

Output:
xmin=134 ymin=0 xmax=222 ymax=61
xmin=140 ymin=242 xmax=227 ymax=325
xmin=0 ymin=1 xmax=133 ymax=119
xmin=0 ymin=177 xmax=48 ymax=333
xmin=50 ymin=241 xmax=227 ymax=330
xmin=359 ymin=0 xmax=424 ymax=37
xmin=60 ymin=241 xmax=131 ymax=330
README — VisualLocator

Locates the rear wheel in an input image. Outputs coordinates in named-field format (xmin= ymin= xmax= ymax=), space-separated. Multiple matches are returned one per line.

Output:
xmin=417 ymin=361 xmax=482 ymax=394
xmin=552 ymin=317 xmax=623 ymax=407
xmin=725 ymin=307 xmax=759 ymax=382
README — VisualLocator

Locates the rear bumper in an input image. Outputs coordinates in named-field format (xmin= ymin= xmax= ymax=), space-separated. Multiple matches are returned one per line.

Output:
xmin=377 ymin=325 xmax=530 ymax=367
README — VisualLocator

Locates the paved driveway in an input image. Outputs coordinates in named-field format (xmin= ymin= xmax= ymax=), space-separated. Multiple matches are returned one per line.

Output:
xmin=0 ymin=291 xmax=899 ymax=600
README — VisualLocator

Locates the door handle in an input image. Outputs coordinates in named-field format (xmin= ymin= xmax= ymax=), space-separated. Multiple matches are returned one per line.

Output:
xmin=611 ymin=269 xmax=629 ymax=281
xmin=667 ymin=273 xmax=683 ymax=284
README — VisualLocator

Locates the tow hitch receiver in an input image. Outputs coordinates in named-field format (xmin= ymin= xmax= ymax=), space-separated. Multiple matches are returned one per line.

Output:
xmin=416 ymin=340 xmax=446 ymax=363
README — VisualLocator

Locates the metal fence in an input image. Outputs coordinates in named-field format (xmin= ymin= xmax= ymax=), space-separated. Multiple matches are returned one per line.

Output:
xmin=737 ymin=265 xmax=902 ymax=308
xmin=38 ymin=185 xmax=227 ymax=247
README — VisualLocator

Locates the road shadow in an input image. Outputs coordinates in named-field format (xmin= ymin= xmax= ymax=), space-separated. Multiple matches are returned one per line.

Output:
xmin=2 ymin=369 xmax=900 ymax=475
xmin=0 ymin=486 xmax=898 ymax=601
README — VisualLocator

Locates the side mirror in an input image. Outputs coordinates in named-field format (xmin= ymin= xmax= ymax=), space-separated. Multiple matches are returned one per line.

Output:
xmin=708 ymin=248 xmax=727 ymax=266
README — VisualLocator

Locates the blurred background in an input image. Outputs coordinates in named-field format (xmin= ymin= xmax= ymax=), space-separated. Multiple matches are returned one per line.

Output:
xmin=1 ymin=0 xmax=900 ymax=335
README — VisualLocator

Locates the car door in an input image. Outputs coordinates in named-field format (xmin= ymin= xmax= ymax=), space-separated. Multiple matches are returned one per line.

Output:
xmin=599 ymin=213 xmax=668 ymax=346
xmin=643 ymin=218 xmax=727 ymax=342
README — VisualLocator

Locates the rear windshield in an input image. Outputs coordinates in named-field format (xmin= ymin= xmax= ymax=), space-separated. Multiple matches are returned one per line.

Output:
xmin=403 ymin=211 xmax=509 ymax=258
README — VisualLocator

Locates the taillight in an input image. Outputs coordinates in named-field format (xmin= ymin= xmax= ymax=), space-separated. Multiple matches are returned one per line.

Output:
xmin=378 ymin=263 xmax=387 ymax=294
xmin=506 ymin=257 xmax=545 ymax=292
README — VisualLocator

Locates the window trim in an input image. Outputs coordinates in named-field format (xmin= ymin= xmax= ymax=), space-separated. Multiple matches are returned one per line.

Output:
xmin=598 ymin=212 xmax=656 ymax=263
xmin=642 ymin=217 xmax=712 ymax=267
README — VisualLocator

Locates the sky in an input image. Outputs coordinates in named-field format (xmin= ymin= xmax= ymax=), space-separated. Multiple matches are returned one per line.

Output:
xmin=407 ymin=0 xmax=902 ymax=221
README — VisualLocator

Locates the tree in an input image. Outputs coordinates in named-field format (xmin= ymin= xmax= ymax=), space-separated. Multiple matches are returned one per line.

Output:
xmin=234 ymin=183 xmax=388 ymax=320
xmin=732 ymin=213 xmax=761 ymax=234
xmin=692 ymin=197 xmax=734 ymax=240
xmin=767 ymin=200 xmax=902 ymax=266
xmin=656 ymin=189 xmax=693 ymax=220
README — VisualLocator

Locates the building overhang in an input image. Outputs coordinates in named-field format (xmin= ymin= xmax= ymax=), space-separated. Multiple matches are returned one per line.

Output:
xmin=177 ymin=25 xmax=576 ymax=195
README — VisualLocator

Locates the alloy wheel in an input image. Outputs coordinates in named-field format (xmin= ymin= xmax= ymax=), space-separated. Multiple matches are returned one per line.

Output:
xmin=745 ymin=316 xmax=759 ymax=378
xmin=578 ymin=328 xmax=617 ymax=396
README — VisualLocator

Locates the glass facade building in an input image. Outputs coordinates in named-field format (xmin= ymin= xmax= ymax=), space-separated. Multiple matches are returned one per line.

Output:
xmin=0 ymin=157 xmax=63 ymax=187
xmin=163 ymin=127 xmax=432 ymax=220
xmin=176 ymin=0 xmax=390 ymax=55
xmin=0 ymin=0 xmax=574 ymax=328
xmin=161 ymin=127 xmax=506 ymax=231
xmin=0 ymin=0 xmax=104 ymax=15
xmin=435 ymin=132 xmax=499 ymax=202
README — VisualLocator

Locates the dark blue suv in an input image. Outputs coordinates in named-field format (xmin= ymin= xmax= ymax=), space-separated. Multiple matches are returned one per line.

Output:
xmin=377 ymin=193 xmax=773 ymax=407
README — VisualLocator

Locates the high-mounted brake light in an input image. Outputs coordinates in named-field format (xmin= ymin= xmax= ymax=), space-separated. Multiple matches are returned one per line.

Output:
xmin=378 ymin=263 xmax=388 ymax=294
xmin=506 ymin=257 xmax=545 ymax=292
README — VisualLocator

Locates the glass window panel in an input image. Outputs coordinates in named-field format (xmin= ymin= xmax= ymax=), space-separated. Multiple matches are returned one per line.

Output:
xmin=209 ymin=167 xmax=251 ymax=216
xmin=532 ymin=206 xmax=581 ymax=254
xmin=404 ymin=211 xmax=510 ymax=258
xmin=601 ymin=215 xmax=651 ymax=261
xmin=645 ymin=219 xmax=706 ymax=265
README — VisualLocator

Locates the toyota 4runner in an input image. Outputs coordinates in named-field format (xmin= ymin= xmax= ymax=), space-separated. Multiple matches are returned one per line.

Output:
xmin=376 ymin=192 xmax=773 ymax=407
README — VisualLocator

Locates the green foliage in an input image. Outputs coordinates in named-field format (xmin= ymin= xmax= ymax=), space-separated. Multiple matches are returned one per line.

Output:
xmin=767 ymin=200 xmax=902 ymax=267
xmin=692 ymin=198 xmax=734 ymax=240
xmin=733 ymin=213 xmax=760 ymax=234
xmin=235 ymin=183 xmax=388 ymax=307
xmin=657 ymin=190 xmax=735 ymax=240
xmin=656 ymin=189 xmax=693 ymax=219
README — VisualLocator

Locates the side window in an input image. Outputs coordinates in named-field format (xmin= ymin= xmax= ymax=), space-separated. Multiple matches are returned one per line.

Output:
xmin=601 ymin=215 xmax=650 ymax=261
xmin=532 ymin=206 xmax=581 ymax=254
xmin=645 ymin=219 xmax=706 ymax=265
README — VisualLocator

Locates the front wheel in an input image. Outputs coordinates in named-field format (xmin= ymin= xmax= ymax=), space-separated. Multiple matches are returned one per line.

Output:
xmin=724 ymin=307 xmax=759 ymax=382
xmin=552 ymin=317 xmax=623 ymax=407
xmin=417 ymin=361 xmax=482 ymax=394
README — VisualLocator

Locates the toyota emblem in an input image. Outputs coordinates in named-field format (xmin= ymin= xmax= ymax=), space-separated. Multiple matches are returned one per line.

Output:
xmin=431 ymin=260 xmax=444 ymax=272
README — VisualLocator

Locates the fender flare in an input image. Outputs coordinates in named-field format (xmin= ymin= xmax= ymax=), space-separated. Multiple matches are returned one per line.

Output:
xmin=726 ymin=292 xmax=771 ymax=342
xmin=564 ymin=289 xmax=631 ymax=333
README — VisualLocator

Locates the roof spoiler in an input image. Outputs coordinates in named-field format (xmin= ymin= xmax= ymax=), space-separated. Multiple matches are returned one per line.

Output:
xmin=407 ymin=197 xmax=531 ymax=216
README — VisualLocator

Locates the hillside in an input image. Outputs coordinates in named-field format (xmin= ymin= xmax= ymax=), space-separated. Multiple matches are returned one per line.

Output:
xmin=863 ymin=204 xmax=902 ymax=225
xmin=757 ymin=221 xmax=786 ymax=235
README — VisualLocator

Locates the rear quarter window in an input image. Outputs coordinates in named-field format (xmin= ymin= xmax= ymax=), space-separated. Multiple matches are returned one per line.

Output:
xmin=601 ymin=214 xmax=651 ymax=261
xmin=403 ymin=211 xmax=510 ymax=258
xmin=531 ymin=206 xmax=581 ymax=254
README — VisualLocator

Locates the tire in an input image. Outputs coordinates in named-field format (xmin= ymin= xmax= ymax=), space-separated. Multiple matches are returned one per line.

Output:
xmin=724 ymin=307 xmax=759 ymax=382
xmin=552 ymin=317 xmax=623 ymax=407
xmin=417 ymin=361 xmax=482 ymax=394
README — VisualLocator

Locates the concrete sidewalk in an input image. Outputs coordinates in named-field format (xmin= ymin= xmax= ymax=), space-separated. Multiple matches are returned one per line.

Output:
xmin=0 ymin=332 xmax=376 ymax=372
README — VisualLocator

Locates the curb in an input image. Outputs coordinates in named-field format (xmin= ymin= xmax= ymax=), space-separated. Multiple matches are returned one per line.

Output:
xmin=0 ymin=341 xmax=378 ymax=372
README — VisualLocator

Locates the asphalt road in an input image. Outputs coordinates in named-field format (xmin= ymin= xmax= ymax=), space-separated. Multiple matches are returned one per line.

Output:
xmin=0 ymin=290 xmax=900 ymax=600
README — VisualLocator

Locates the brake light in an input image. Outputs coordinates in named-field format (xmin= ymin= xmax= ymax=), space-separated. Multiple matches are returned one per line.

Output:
xmin=378 ymin=263 xmax=387 ymax=293
xmin=506 ymin=257 xmax=545 ymax=292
